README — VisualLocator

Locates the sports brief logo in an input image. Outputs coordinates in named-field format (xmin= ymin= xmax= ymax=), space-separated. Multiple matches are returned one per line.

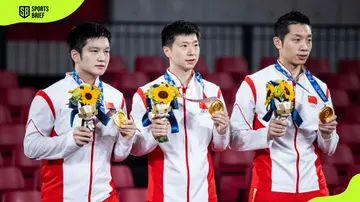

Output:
xmin=19 ymin=6 xmax=30 ymax=19
xmin=19 ymin=6 xmax=50 ymax=19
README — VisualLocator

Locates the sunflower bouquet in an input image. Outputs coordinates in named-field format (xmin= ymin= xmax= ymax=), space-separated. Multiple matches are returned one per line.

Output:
xmin=68 ymin=83 xmax=102 ymax=131
xmin=264 ymin=80 xmax=295 ymax=120
xmin=143 ymin=82 xmax=181 ymax=143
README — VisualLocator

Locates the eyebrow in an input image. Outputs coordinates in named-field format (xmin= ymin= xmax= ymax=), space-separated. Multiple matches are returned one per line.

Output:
xmin=88 ymin=46 xmax=110 ymax=49
xmin=179 ymin=40 xmax=199 ymax=44
xmin=293 ymin=34 xmax=312 ymax=38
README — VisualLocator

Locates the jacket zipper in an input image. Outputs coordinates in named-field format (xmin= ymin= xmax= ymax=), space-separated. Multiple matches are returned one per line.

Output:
xmin=88 ymin=130 xmax=95 ymax=201
xmin=182 ymin=87 xmax=190 ymax=202
xmin=292 ymin=82 xmax=300 ymax=193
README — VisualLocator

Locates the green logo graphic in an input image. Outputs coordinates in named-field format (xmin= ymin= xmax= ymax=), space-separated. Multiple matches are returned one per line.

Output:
xmin=1 ymin=0 xmax=84 ymax=25
xmin=19 ymin=6 xmax=30 ymax=19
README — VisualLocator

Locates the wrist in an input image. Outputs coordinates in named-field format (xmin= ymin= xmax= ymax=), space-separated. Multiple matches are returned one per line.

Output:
xmin=320 ymin=131 xmax=332 ymax=140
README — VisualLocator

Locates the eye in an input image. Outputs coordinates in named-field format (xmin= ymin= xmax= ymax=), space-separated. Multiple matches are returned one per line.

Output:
xmin=181 ymin=45 xmax=187 ymax=48
xmin=91 ymin=49 xmax=98 ymax=52
xmin=194 ymin=44 xmax=199 ymax=47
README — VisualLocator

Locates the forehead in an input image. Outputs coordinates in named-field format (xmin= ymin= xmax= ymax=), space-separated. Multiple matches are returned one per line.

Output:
xmin=287 ymin=24 xmax=312 ymax=37
xmin=174 ymin=34 xmax=198 ymax=43
xmin=84 ymin=37 xmax=110 ymax=48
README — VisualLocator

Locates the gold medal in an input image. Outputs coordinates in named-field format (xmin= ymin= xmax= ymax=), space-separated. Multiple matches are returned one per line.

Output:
xmin=319 ymin=106 xmax=334 ymax=123
xmin=208 ymin=100 xmax=224 ymax=115
xmin=113 ymin=109 xmax=127 ymax=128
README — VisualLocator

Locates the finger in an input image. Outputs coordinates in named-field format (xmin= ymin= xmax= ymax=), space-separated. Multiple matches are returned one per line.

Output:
xmin=212 ymin=117 xmax=229 ymax=126
xmin=212 ymin=114 xmax=229 ymax=120
xmin=319 ymin=123 xmax=337 ymax=129
xmin=120 ymin=124 xmax=136 ymax=129
xmin=325 ymin=115 xmax=337 ymax=123
xmin=270 ymin=127 xmax=286 ymax=134
xmin=75 ymin=136 xmax=92 ymax=143
xmin=320 ymin=124 xmax=337 ymax=130
xmin=125 ymin=119 xmax=134 ymax=124
xmin=270 ymin=123 xmax=286 ymax=130
xmin=119 ymin=128 xmax=136 ymax=135
xmin=319 ymin=128 xmax=334 ymax=134
xmin=152 ymin=132 xmax=168 ymax=138
xmin=319 ymin=121 xmax=338 ymax=127
xmin=216 ymin=124 xmax=229 ymax=133
xmin=216 ymin=124 xmax=228 ymax=132
xmin=152 ymin=119 xmax=167 ymax=125
xmin=151 ymin=121 xmax=169 ymax=128
xmin=74 ymin=131 xmax=93 ymax=138
xmin=76 ymin=139 xmax=91 ymax=146
xmin=153 ymin=124 xmax=169 ymax=130
xmin=272 ymin=120 xmax=287 ymax=127
xmin=77 ymin=127 xmax=92 ymax=133
xmin=215 ymin=123 xmax=224 ymax=130
xmin=212 ymin=111 xmax=227 ymax=118
xmin=151 ymin=128 xmax=169 ymax=135
xmin=319 ymin=126 xmax=336 ymax=133
xmin=270 ymin=131 xmax=286 ymax=137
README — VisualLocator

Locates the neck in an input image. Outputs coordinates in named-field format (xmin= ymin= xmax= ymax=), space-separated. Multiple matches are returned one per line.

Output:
xmin=74 ymin=66 xmax=97 ymax=85
xmin=169 ymin=65 xmax=193 ymax=87
xmin=278 ymin=58 xmax=302 ymax=80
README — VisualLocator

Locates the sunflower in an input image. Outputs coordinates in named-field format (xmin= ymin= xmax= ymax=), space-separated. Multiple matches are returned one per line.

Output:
xmin=151 ymin=84 xmax=174 ymax=104
xmin=80 ymin=84 xmax=99 ymax=105
xmin=283 ymin=82 xmax=295 ymax=101
xmin=264 ymin=83 xmax=274 ymax=105
xmin=170 ymin=85 xmax=181 ymax=98
xmin=273 ymin=81 xmax=285 ymax=99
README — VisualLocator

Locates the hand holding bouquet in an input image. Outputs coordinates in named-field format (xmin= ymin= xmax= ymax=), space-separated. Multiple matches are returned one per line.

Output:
xmin=68 ymin=83 xmax=102 ymax=131
xmin=263 ymin=80 xmax=295 ymax=121
xmin=142 ymin=82 xmax=181 ymax=143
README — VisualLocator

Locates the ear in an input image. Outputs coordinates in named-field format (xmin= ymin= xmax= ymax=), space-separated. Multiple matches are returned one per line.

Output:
xmin=70 ymin=50 xmax=81 ymax=64
xmin=163 ymin=46 xmax=171 ymax=58
xmin=273 ymin=37 xmax=282 ymax=50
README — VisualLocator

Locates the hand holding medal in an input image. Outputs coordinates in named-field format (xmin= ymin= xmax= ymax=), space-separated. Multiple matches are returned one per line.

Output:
xmin=207 ymin=99 xmax=229 ymax=135
xmin=113 ymin=109 xmax=127 ymax=128
xmin=319 ymin=106 xmax=334 ymax=124
xmin=208 ymin=100 xmax=225 ymax=115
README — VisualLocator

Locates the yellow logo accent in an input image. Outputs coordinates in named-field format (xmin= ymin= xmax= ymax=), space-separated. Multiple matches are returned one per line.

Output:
xmin=0 ymin=0 xmax=84 ymax=26
xmin=310 ymin=174 xmax=360 ymax=202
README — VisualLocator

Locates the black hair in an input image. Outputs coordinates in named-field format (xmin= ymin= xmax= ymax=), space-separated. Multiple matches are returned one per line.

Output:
xmin=66 ymin=22 xmax=111 ymax=57
xmin=161 ymin=20 xmax=200 ymax=47
xmin=274 ymin=11 xmax=311 ymax=41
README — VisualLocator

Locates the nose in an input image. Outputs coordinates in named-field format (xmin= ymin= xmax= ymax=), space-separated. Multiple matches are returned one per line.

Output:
xmin=98 ymin=51 xmax=106 ymax=61
xmin=300 ymin=40 xmax=310 ymax=51
xmin=188 ymin=45 xmax=195 ymax=55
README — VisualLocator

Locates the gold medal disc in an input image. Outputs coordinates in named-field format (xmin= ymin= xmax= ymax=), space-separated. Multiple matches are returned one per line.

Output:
xmin=113 ymin=110 xmax=127 ymax=127
xmin=319 ymin=106 xmax=334 ymax=123
xmin=208 ymin=100 xmax=224 ymax=115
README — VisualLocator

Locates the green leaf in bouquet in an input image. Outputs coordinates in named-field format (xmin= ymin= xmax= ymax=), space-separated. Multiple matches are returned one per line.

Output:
xmin=158 ymin=136 xmax=169 ymax=143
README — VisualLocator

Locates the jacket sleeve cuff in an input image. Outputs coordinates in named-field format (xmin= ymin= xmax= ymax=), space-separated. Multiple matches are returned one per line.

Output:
xmin=259 ymin=128 xmax=274 ymax=148
xmin=65 ymin=132 xmax=81 ymax=154
xmin=117 ymin=132 xmax=136 ymax=147
xmin=213 ymin=127 xmax=230 ymax=141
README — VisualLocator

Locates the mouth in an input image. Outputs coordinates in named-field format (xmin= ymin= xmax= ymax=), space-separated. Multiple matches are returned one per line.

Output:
xmin=95 ymin=65 xmax=105 ymax=69
xmin=297 ymin=55 xmax=308 ymax=60
xmin=185 ymin=59 xmax=196 ymax=63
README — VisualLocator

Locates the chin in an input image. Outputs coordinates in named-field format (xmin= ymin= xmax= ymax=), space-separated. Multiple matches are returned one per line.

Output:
xmin=293 ymin=59 xmax=307 ymax=66
xmin=96 ymin=69 xmax=107 ymax=75
xmin=183 ymin=65 xmax=196 ymax=71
